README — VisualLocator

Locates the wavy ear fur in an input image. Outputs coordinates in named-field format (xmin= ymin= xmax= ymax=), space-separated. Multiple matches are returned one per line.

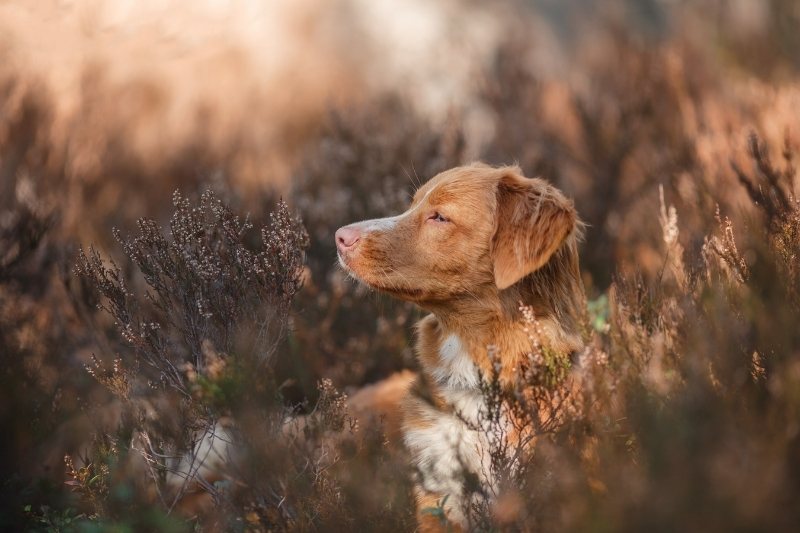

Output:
xmin=492 ymin=170 xmax=577 ymax=290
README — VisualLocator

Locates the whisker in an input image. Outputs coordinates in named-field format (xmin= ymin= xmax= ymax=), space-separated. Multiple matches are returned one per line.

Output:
xmin=402 ymin=165 xmax=420 ymax=193
xmin=410 ymin=159 xmax=423 ymax=190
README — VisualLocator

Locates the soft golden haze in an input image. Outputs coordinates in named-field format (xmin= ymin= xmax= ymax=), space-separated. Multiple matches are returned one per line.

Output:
xmin=2 ymin=1 xmax=800 ymax=530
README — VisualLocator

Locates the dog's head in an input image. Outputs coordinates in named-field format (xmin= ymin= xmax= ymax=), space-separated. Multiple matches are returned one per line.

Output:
xmin=335 ymin=163 xmax=578 ymax=304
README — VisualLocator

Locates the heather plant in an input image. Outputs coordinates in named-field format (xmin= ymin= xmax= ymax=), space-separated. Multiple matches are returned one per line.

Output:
xmin=462 ymin=305 xmax=591 ymax=531
xmin=3 ymin=2 xmax=800 ymax=531
xmin=71 ymin=190 xmax=310 ymax=523
xmin=76 ymin=190 xmax=308 ymax=383
xmin=0 ymin=130 xmax=101 ymax=531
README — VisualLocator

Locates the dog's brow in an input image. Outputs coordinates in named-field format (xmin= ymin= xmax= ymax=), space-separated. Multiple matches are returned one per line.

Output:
xmin=411 ymin=185 xmax=436 ymax=207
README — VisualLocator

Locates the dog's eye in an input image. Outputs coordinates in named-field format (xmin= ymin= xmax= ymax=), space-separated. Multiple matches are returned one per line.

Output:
xmin=428 ymin=212 xmax=449 ymax=223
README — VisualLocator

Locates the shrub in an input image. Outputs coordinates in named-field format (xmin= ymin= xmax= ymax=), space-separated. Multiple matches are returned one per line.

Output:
xmin=3 ymin=3 xmax=800 ymax=531
xmin=70 ymin=190 xmax=306 ymax=525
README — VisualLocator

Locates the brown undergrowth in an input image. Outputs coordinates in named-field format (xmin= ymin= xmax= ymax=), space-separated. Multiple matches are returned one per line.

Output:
xmin=2 ymin=2 xmax=800 ymax=531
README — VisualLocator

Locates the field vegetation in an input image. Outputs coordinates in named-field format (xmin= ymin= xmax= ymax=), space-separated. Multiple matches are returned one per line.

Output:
xmin=1 ymin=1 xmax=800 ymax=531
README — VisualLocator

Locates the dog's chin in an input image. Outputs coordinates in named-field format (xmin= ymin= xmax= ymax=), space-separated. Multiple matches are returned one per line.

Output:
xmin=338 ymin=253 xmax=374 ymax=287
xmin=337 ymin=253 xmax=423 ymax=300
xmin=337 ymin=252 xmax=354 ymax=275
xmin=337 ymin=252 xmax=366 ymax=284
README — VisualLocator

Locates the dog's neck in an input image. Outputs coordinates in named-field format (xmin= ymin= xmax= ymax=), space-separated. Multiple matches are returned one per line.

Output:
xmin=416 ymin=242 xmax=585 ymax=386
xmin=417 ymin=293 xmax=582 ymax=388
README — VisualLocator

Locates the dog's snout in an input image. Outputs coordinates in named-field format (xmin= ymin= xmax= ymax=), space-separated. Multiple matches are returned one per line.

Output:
xmin=336 ymin=225 xmax=362 ymax=252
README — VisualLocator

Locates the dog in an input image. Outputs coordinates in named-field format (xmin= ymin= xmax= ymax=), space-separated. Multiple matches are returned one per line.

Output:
xmin=336 ymin=163 xmax=585 ymax=530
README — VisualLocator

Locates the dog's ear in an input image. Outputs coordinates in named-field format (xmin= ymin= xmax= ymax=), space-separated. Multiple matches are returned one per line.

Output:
xmin=492 ymin=170 xmax=576 ymax=290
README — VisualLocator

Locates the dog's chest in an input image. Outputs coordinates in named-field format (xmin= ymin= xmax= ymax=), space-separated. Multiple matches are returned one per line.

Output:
xmin=404 ymin=333 xmax=495 ymax=518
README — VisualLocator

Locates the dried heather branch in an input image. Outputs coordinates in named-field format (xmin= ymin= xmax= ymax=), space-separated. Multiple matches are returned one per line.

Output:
xmin=73 ymin=189 xmax=309 ymax=517
xmin=731 ymin=133 xmax=795 ymax=227
xmin=76 ymin=190 xmax=308 ymax=389
xmin=702 ymin=205 xmax=749 ymax=284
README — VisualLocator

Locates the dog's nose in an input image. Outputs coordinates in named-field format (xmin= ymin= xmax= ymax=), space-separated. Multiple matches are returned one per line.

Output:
xmin=335 ymin=225 xmax=362 ymax=252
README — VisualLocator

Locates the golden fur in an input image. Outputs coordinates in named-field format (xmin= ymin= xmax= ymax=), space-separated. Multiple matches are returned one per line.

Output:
xmin=337 ymin=163 xmax=585 ymax=530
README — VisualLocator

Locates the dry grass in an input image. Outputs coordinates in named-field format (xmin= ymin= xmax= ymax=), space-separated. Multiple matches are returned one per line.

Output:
xmin=2 ymin=1 xmax=800 ymax=531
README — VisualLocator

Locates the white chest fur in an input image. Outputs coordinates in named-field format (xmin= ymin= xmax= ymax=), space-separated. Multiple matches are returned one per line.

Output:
xmin=404 ymin=334 xmax=496 ymax=524
xmin=432 ymin=334 xmax=480 ymax=390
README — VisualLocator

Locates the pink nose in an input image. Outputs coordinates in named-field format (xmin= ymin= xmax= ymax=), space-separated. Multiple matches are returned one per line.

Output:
xmin=335 ymin=225 xmax=362 ymax=252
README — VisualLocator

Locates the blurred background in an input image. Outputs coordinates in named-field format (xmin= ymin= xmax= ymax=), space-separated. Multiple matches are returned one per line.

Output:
xmin=2 ymin=0 xmax=800 ymax=531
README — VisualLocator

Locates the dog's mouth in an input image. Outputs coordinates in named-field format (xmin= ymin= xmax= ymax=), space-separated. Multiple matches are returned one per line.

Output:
xmin=337 ymin=251 xmax=354 ymax=274
xmin=337 ymin=252 xmax=424 ymax=300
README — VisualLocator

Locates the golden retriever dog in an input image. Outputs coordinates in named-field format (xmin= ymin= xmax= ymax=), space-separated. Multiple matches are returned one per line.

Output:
xmin=336 ymin=163 xmax=585 ymax=531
